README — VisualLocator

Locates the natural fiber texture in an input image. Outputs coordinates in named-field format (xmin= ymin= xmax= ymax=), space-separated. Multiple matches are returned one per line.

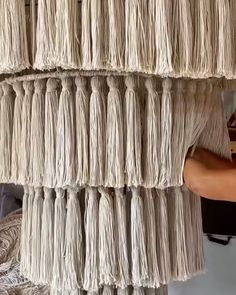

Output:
xmin=44 ymin=78 xmax=59 ymax=188
xmin=0 ymin=84 xmax=14 ymax=183
xmin=89 ymin=76 xmax=106 ymax=186
xmin=56 ymin=77 xmax=76 ymax=187
xmin=19 ymin=81 xmax=34 ymax=185
xmin=34 ymin=0 xmax=56 ymax=69
xmin=2 ymin=0 xmax=236 ymax=78
xmin=11 ymin=82 xmax=24 ymax=184
xmin=30 ymin=79 xmax=46 ymax=186
xmin=0 ymin=0 xmax=29 ymax=73
xmin=105 ymin=76 xmax=124 ymax=187
xmin=75 ymin=76 xmax=89 ymax=186
xmin=40 ymin=187 xmax=54 ymax=284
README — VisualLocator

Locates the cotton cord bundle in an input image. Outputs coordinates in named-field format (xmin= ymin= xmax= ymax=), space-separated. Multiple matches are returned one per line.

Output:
xmin=40 ymin=187 xmax=54 ymax=284
xmin=34 ymin=0 xmax=56 ymax=69
xmin=11 ymin=82 xmax=24 ymax=183
xmin=30 ymin=187 xmax=44 ymax=283
xmin=30 ymin=79 xmax=46 ymax=186
xmin=89 ymin=76 xmax=106 ymax=186
xmin=114 ymin=188 xmax=130 ymax=288
xmin=144 ymin=189 xmax=160 ymax=288
xmin=0 ymin=83 xmax=14 ymax=183
xmin=75 ymin=76 xmax=89 ymax=186
xmin=155 ymin=190 xmax=171 ymax=284
xmin=159 ymin=79 xmax=172 ymax=188
xmin=84 ymin=187 xmax=99 ymax=291
xmin=107 ymin=0 xmax=124 ymax=69
xmin=131 ymin=187 xmax=148 ymax=286
xmin=105 ymin=76 xmax=124 ymax=188
xmin=0 ymin=0 xmax=29 ymax=73
xmin=52 ymin=188 xmax=67 ymax=291
xmin=44 ymin=78 xmax=59 ymax=188
xmin=98 ymin=187 xmax=117 ymax=286
xmin=168 ymin=187 xmax=188 ymax=281
xmin=64 ymin=187 xmax=84 ymax=291
xmin=143 ymin=78 xmax=160 ymax=187
xmin=24 ymin=186 xmax=35 ymax=279
xmin=56 ymin=77 xmax=76 ymax=187
xmin=55 ymin=0 xmax=80 ymax=68
xmin=19 ymin=81 xmax=34 ymax=185
xmin=124 ymin=76 xmax=142 ymax=186
xmin=20 ymin=185 xmax=29 ymax=276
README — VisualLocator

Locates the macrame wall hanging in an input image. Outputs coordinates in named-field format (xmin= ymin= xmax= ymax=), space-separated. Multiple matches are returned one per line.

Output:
xmin=0 ymin=1 xmax=233 ymax=295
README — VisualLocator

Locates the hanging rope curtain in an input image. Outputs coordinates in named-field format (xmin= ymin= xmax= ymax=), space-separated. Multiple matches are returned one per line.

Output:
xmin=0 ymin=71 xmax=231 ymax=294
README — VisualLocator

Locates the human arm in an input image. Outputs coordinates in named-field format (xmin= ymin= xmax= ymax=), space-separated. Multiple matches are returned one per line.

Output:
xmin=184 ymin=149 xmax=236 ymax=202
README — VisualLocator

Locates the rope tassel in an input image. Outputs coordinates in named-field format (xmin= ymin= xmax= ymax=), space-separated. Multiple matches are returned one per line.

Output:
xmin=20 ymin=185 xmax=29 ymax=276
xmin=75 ymin=77 xmax=89 ymax=186
xmin=84 ymin=188 xmax=99 ymax=291
xmin=159 ymin=79 xmax=172 ymax=188
xmin=30 ymin=187 xmax=44 ymax=283
xmin=89 ymin=76 xmax=106 ymax=186
xmin=131 ymin=187 xmax=148 ymax=286
xmin=64 ymin=188 xmax=84 ymax=290
xmin=40 ymin=187 xmax=55 ymax=284
xmin=56 ymin=77 xmax=76 ymax=187
xmin=143 ymin=78 xmax=161 ymax=187
xmin=168 ymin=187 xmax=188 ymax=281
xmin=30 ymin=79 xmax=46 ymax=186
xmin=124 ymin=76 xmax=142 ymax=186
xmin=55 ymin=0 xmax=80 ymax=68
xmin=34 ymin=0 xmax=56 ymax=69
xmin=0 ymin=83 xmax=14 ymax=183
xmin=44 ymin=78 xmax=59 ymax=188
xmin=19 ymin=81 xmax=34 ymax=185
xmin=114 ymin=189 xmax=130 ymax=288
xmin=11 ymin=82 xmax=24 ymax=184
xmin=105 ymin=76 xmax=124 ymax=188
xmin=98 ymin=187 xmax=117 ymax=285
xmin=155 ymin=190 xmax=171 ymax=284
xmin=52 ymin=188 xmax=67 ymax=291
xmin=144 ymin=189 xmax=160 ymax=288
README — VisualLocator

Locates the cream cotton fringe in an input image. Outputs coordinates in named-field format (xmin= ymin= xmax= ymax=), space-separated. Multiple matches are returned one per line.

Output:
xmin=1 ymin=0 xmax=236 ymax=79
xmin=0 ymin=1 xmax=233 ymax=294
xmin=0 ymin=71 xmax=231 ymax=295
